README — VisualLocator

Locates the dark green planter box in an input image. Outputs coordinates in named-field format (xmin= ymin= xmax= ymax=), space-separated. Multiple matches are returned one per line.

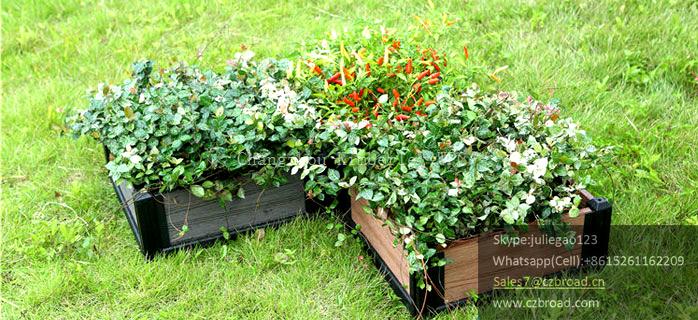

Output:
xmin=105 ymin=147 xmax=307 ymax=257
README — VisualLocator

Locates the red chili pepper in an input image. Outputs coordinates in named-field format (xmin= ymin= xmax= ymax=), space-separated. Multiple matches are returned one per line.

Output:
xmin=377 ymin=56 xmax=384 ymax=66
xmin=430 ymin=50 xmax=438 ymax=61
xmin=359 ymin=88 xmax=365 ymax=97
xmin=392 ymin=99 xmax=398 ymax=107
xmin=412 ymin=83 xmax=422 ymax=93
xmin=395 ymin=114 xmax=410 ymax=121
xmin=343 ymin=67 xmax=354 ymax=81
xmin=416 ymin=97 xmax=424 ymax=106
xmin=392 ymin=40 xmax=401 ymax=50
xmin=405 ymin=59 xmax=413 ymax=74
xmin=350 ymin=91 xmax=360 ymax=101
xmin=401 ymin=105 xmax=413 ymax=112
xmin=327 ymin=72 xmax=341 ymax=83
xmin=376 ymin=87 xmax=385 ymax=94
xmin=351 ymin=107 xmax=359 ymax=113
xmin=425 ymin=100 xmax=435 ymax=106
xmin=365 ymin=63 xmax=371 ymax=76
xmin=392 ymin=88 xmax=400 ymax=100
xmin=343 ymin=97 xmax=356 ymax=107
xmin=431 ymin=62 xmax=441 ymax=72
xmin=463 ymin=46 xmax=469 ymax=60
xmin=427 ymin=78 xmax=439 ymax=85
xmin=430 ymin=72 xmax=441 ymax=79
xmin=415 ymin=111 xmax=427 ymax=117
xmin=417 ymin=70 xmax=430 ymax=80
xmin=313 ymin=65 xmax=323 ymax=76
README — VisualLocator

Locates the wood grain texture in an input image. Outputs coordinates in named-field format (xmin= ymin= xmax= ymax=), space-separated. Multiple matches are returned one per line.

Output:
xmin=350 ymin=192 xmax=411 ymax=289
xmin=161 ymin=175 xmax=306 ymax=245
xmin=442 ymin=207 xmax=591 ymax=302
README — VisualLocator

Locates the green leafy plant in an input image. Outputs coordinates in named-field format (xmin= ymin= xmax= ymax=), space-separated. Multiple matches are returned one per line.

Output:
xmin=66 ymin=28 xmax=605 ymax=291
xmin=68 ymin=53 xmax=321 ymax=199
xmin=300 ymin=30 xmax=605 ymax=285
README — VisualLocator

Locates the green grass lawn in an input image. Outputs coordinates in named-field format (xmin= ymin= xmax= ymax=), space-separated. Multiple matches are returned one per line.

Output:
xmin=2 ymin=0 xmax=697 ymax=319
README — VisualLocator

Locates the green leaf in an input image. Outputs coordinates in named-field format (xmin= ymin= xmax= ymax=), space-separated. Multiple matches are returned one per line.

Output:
xmin=441 ymin=152 xmax=456 ymax=163
xmin=334 ymin=233 xmax=346 ymax=247
xmin=237 ymin=187 xmax=246 ymax=199
xmin=328 ymin=169 xmax=340 ymax=182
xmin=358 ymin=189 xmax=374 ymax=201
xmin=568 ymin=207 xmax=580 ymax=218
xmin=220 ymin=190 xmax=233 ymax=202
xmin=123 ymin=106 xmax=135 ymax=120
xmin=191 ymin=185 xmax=205 ymax=197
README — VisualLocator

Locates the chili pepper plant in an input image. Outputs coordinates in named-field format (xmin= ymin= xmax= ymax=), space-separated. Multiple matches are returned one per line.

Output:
xmin=291 ymin=30 xmax=605 ymax=289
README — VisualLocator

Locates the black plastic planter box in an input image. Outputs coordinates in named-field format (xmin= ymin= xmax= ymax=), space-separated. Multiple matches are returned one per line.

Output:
xmin=105 ymin=148 xmax=307 ymax=257
xmin=346 ymin=190 xmax=612 ymax=317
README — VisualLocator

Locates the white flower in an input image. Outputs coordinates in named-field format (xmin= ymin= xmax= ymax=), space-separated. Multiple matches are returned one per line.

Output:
xmin=129 ymin=155 xmax=142 ymax=164
xmin=566 ymin=122 xmax=579 ymax=137
xmin=549 ymin=196 xmax=571 ymax=212
xmin=357 ymin=120 xmax=371 ymax=130
xmin=525 ymin=194 xmax=536 ymax=204
xmin=232 ymin=50 xmax=255 ymax=66
xmin=283 ymin=113 xmax=298 ymax=123
xmin=120 ymin=145 xmax=142 ymax=164
xmin=463 ymin=136 xmax=476 ymax=146
xmin=509 ymin=152 xmax=523 ymax=165
xmin=527 ymin=157 xmax=548 ymax=182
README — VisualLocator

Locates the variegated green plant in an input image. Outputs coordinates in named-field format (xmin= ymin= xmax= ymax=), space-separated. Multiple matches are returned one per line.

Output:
xmin=68 ymin=52 xmax=321 ymax=201
xmin=300 ymin=84 xmax=603 ymax=287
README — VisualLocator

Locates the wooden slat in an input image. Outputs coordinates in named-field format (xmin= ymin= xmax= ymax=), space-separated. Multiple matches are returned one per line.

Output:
xmin=163 ymin=175 xmax=305 ymax=245
xmin=350 ymin=193 xmax=411 ymax=289
xmin=442 ymin=208 xmax=590 ymax=302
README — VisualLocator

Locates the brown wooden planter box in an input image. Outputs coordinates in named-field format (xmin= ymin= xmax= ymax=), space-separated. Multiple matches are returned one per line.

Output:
xmin=105 ymin=148 xmax=307 ymax=257
xmin=346 ymin=190 xmax=612 ymax=316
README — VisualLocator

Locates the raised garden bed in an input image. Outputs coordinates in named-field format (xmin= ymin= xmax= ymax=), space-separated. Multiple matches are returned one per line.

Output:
xmin=346 ymin=190 xmax=612 ymax=315
xmin=111 ymin=175 xmax=306 ymax=257
xmin=105 ymin=148 xmax=307 ymax=257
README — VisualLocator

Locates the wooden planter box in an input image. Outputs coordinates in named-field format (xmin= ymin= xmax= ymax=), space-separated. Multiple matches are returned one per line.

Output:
xmin=346 ymin=190 xmax=612 ymax=316
xmin=105 ymin=148 xmax=307 ymax=257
